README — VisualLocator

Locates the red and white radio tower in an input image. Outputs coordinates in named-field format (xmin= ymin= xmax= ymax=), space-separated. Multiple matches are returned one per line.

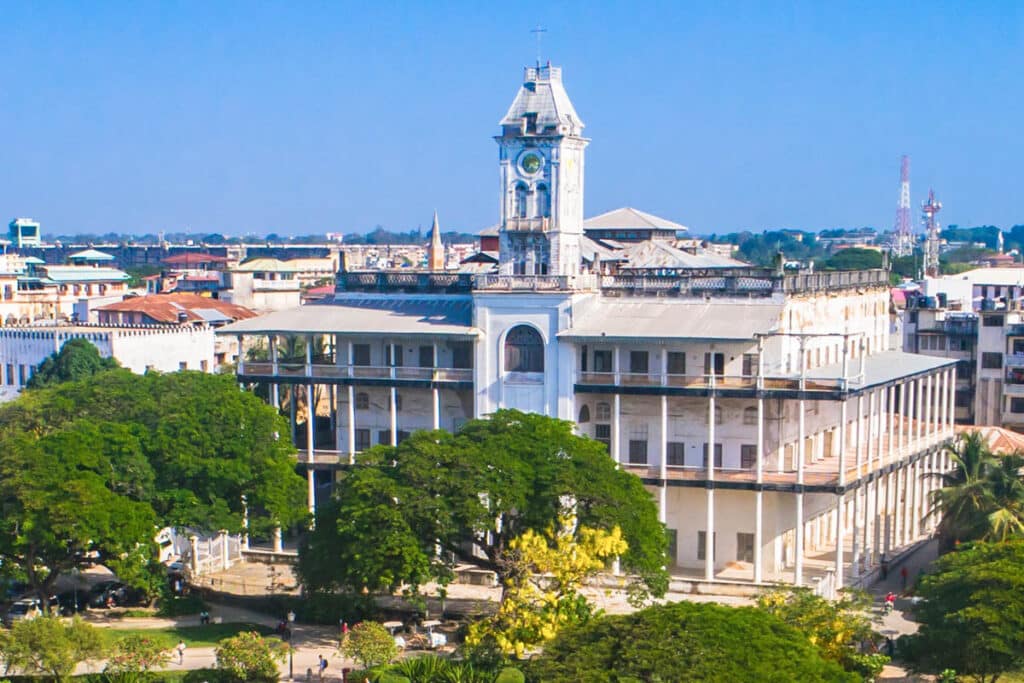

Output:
xmin=893 ymin=155 xmax=913 ymax=256
xmin=922 ymin=188 xmax=943 ymax=278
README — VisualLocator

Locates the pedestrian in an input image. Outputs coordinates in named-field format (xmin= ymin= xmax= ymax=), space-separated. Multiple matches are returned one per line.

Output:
xmin=900 ymin=565 xmax=909 ymax=591
xmin=318 ymin=654 xmax=328 ymax=681
xmin=176 ymin=640 xmax=186 ymax=665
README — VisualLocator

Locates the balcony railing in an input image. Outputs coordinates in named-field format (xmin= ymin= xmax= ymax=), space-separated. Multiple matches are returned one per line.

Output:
xmin=239 ymin=362 xmax=472 ymax=383
xmin=503 ymin=217 xmax=549 ymax=233
xmin=576 ymin=372 xmax=845 ymax=392
xmin=473 ymin=274 xmax=599 ymax=292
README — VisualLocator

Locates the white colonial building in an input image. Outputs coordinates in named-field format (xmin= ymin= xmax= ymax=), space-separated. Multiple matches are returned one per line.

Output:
xmin=221 ymin=64 xmax=956 ymax=594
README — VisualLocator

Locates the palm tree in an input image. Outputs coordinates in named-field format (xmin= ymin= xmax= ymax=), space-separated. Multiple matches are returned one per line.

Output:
xmin=928 ymin=431 xmax=1024 ymax=552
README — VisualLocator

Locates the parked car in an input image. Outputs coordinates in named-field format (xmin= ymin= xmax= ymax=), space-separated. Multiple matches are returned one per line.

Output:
xmin=4 ymin=598 xmax=41 ymax=627
xmin=55 ymin=590 xmax=88 ymax=615
xmin=87 ymin=581 xmax=140 ymax=608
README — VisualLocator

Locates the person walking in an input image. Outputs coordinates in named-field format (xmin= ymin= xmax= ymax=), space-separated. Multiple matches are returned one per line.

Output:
xmin=900 ymin=565 xmax=909 ymax=591
xmin=318 ymin=654 xmax=328 ymax=681
xmin=176 ymin=640 xmax=186 ymax=665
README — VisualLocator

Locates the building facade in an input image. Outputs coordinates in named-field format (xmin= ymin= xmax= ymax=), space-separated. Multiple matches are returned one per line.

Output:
xmin=222 ymin=64 xmax=956 ymax=593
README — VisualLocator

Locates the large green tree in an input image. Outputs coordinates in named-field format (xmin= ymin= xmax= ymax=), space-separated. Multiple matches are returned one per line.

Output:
xmin=299 ymin=410 xmax=667 ymax=599
xmin=0 ymin=370 xmax=307 ymax=603
xmin=26 ymin=338 xmax=119 ymax=389
xmin=525 ymin=601 xmax=858 ymax=682
xmin=900 ymin=541 xmax=1024 ymax=683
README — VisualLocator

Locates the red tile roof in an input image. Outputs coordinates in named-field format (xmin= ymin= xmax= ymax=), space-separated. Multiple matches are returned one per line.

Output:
xmin=163 ymin=253 xmax=230 ymax=266
xmin=96 ymin=293 xmax=256 ymax=325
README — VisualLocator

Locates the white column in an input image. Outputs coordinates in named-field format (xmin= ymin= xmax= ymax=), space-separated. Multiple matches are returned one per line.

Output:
xmin=754 ymin=396 xmax=764 ymax=584
xmin=851 ymin=395 xmax=863 ymax=576
xmin=389 ymin=387 xmax=398 ymax=446
xmin=916 ymin=377 xmax=924 ymax=444
xmin=949 ymin=367 xmax=957 ymax=434
xmin=346 ymin=385 xmax=356 ymax=464
xmin=795 ymin=396 xmax=805 ymax=585
xmin=273 ymin=527 xmax=283 ymax=553
xmin=838 ymin=397 xmax=848 ymax=486
xmin=307 ymin=468 xmax=316 ymax=516
xmin=241 ymin=496 xmax=250 ymax=550
xmin=612 ymin=394 xmax=621 ymax=465
xmin=911 ymin=459 xmax=921 ymax=539
xmin=891 ymin=466 xmax=901 ymax=550
xmin=270 ymin=336 xmax=280 ymax=409
xmin=898 ymin=380 xmax=907 ymax=456
xmin=705 ymin=391 xmax=716 ymax=582
xmin=924 ymin=374 xmax=934 ymax=443
xmin=902 ymin=461 xmax=913 ymax=546
xmin=887 ymin=386 xmax=895 ymax=463
xmin=432 ymin=388 xmax=441 ymax=431
xmin=863 ymin=391 xmax=876 ymax=566
xmin=659 ymin=395 xmax=668 ymax=524
xmin=834 ymin=492 xmax=845 ymax=589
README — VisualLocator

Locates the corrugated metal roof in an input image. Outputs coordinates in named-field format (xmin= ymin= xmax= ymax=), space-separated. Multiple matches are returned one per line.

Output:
xmin=218 ymin=297 xmax=477 ymax=336
xmin=67 ymin=249 xmax=115 ymax=261
xmin=42 ymin=266 xmax=129 ymax=282
xmin=619 ymin=240 xmax=747 ymax=270
xmin=97 ymin=293 xmax=256 ymax=324
xmin=806 ymin=350 xmax=956 ymax=389
xmin=584 ymin=207 xmax=688 ymax=233
xmin=233 ymin=258 xmax=335 ymax=273
xmin=559 ymin=299 xmax=785 ymax=341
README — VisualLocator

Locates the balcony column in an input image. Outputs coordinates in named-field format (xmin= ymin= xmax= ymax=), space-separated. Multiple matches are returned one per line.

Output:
xmin=346 ymin=386 xmax=356 ymax=465
xmin=916 ymin=376 xmax=924 ymax=445
xmin=306 ymin=337 xmax=314 ymax=463
xmin=612 ymin=394 xmax=621 ymax=465
xmin=432 ymin=342 xmax=440 ymax=431
xmin=390 ymin=387 xmax=398 ymax=446
xmin=269 ymin=335 xmax=279 ymax=409
xmin=754 ymin=395 xmax=765 ymax=585
xmin=236 ymin=334 xmax=245 ymax=373
xmin=874 ymin=390 xmax=887 ymax=560
xmin=902 ymin=460 xmax=913 ymax=546
xmin=705 ymin=383 xmax=716 ymax=582
xmin=834 ymin=393 xmax=848 ymax=590
xmin=273 ymin=527 xmax=283 ymax=554
xmin=888 ymin=467 xmax=899 ymax=553
xmin=949 ymin=366 xmax=957 ymax=434
xmin=795 ymin=393 xmax=805 ymax=586
xmin=307 ymin=468 xmax=316 ymax=516
xmin=924 ymin=374 xmax=934 ymax=443
xmin=910 ymin=458 xmax=921 ymax=539
xmin=659 ymin=395 xmax=668 ymax=524
xmin=851 ymin=394 xmax=863 ymax=577
xmin=329 ymin=384 xmax=337 ymax=449
xmin=863 ymin=391 xmax=876 ymax=568
xmin=887 ymin=386 xmax=895 ymax=463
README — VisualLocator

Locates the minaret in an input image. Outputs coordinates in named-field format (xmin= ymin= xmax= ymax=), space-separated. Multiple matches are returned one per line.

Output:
xmin=428 ymin=211 xmax=445 ymax=271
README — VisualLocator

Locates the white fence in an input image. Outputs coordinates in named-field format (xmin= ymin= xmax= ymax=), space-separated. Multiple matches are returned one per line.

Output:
xmin=183 ymin=531 xmax=245 ymax=577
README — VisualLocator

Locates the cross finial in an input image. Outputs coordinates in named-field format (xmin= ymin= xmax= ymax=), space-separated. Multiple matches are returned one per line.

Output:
xmin=531 ymin=24 xmax=547 ymax=67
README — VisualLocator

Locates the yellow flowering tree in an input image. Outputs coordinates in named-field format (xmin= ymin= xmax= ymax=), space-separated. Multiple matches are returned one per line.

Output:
xmin=466 ymin=516 xmax=627 ymax=657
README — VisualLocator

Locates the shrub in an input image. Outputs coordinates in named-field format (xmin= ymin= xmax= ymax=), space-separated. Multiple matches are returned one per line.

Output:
xmin=214 ymin=631 xmax=285 ymax=682
xmin=340 ymin=621 xmax=398 ymax=669
xmin=157 ymin=593 xmax=206 ymax=617
xmin=495 ymin=668 xmax=525 ymax=683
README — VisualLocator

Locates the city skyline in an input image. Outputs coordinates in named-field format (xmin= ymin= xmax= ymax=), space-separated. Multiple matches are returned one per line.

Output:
xmin=2 ymin=2 xmax=1021 ymax=235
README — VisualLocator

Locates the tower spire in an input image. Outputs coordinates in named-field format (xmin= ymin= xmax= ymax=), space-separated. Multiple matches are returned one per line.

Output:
xmin=428 ymin=211 xmax=445 ymax=271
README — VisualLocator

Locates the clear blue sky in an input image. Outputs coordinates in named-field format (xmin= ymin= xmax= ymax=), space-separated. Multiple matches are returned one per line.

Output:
xmin=2 ymin=2 xmax=1021 ymax=236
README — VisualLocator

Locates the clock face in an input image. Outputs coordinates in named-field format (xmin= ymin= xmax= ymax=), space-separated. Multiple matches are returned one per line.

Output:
xmin=521 ymin=153 xmax=542 ymax=174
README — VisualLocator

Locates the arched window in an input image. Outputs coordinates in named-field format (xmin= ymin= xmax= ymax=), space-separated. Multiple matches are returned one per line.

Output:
xmin=578 ymin=405 xmax=591 ymax=423
xmin=514 ymin=182 xmax=528 ymax=218
xmin=535 ymin=184 xmax=550 ymax=218
xmin=743 ymin=406 xmax=758 ymax=425
xmin=355 ymin=392 xmax=369 ymax=410
xmin=504 ymin=325 xmax=544 ymax=373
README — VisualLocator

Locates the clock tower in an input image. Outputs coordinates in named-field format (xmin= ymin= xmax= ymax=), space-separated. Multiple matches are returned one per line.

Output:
xmin=496 ymin=65 xmax=588 ymax=276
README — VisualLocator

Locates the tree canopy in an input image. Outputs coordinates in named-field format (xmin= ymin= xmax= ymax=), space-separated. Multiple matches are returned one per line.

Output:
xmin=26 ymin=338 xmax=119 ymax=389
xmin=525 ymin=600 xmax=858 ymax=682
xmin=900 ymin=540 xmax=1024 ymax=683
xmin=0 ymin=369 xmax=307 ymax=602
xmin=298 ymin=410 xmax=667 ymax=598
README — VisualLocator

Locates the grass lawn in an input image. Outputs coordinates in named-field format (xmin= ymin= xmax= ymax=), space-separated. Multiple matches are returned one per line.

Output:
xmin=100 ymin=622 xmax=276 ymax=649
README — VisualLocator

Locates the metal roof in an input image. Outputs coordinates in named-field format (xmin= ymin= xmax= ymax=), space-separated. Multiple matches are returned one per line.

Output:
xmin=619 ymin=240 xmax=747 ymax=270
xmin=218 ymin=297 xmax=477 ymax=337
xmin=559 ymin=299 xmax=785 ymax=341
xmin=233 ymin=258 xmax=334 ymax=273
xmin=584 ymin=207 xmax=688 ymax=233
xmin=67 ymin=249 xmax=115 ymax=261
xmin=41 ymin=266 xmax=129 ymax=282
xmin=500 ymin=65 xmax=584 ymax=135
xmin=807 ymin=350 xmax=956 ymax=389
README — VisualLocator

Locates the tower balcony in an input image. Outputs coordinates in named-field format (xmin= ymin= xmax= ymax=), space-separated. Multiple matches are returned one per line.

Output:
xmin=237 ymin=361 xmax=473 ymax=388
xmin=504 ymin=217 xmax=550 ymax=233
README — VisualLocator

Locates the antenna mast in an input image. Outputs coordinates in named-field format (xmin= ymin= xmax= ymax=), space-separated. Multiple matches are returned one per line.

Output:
xmin=893 ymin=155 xmax=913 ymax=256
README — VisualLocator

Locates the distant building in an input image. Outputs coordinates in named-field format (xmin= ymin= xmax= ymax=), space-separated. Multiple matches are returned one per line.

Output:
xmin=226 ymin=258 xmax=335 ymax=312
xmin=8 ymin=218 xmax=40 ymax=248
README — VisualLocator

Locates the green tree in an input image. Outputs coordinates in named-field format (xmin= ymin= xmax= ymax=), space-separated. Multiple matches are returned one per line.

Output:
xmin=299 ymin=410 xmax=667 ymax=599
xmin=757 ymin=588 xmax=888 ymax=679
xmin=214 ymin=631 xmax=286 ymax=682
xmin=105 ymin=633 xmax=171 ymax=678
xmin=0 ymin=616 xmax=103 ymax=681
xmin=820 ymin=247 xmax=883 ymax=271
xmin=900 ymin=541 xmax=1024 ymax=682
xmin=928 ymin=432 xmax=1024 ymax=552
xmin=340 ymin=621 xmax=398 ymax=669
xmin=525 ymin=601 xmax=858 ymax=682
xmin=26 ymin=338 xmax=119 ymax=389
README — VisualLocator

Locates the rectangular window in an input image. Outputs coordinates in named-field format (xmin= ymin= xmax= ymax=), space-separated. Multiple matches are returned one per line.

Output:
xmin=397 ymin=430 xmax=411 ymax=444
xmin=704 ymin=352 xmax=725 ymax=376
xmin=1011 ymin=398 xmax=1024 ymax=414
xmin=200 ymin=360 xmax=209 ymax=372
xmin=18 ymin=365 xmax=26 ymax=385
xmin=628 ymin=440 xmax=648 ymax=465
xmin=594 ymin=424 xmax=611 ymax=448
xmin=354 ymin=429 xmax=371 ymax=452
xmin=667 ymin=351 xmax=686 ymax=375
xmin=450 ymin=342 xmax=472 ymax=369
xmin=418 ymin=345 xmax=434 ymax=368
xmin=377 ymin=430 xmax=392 ymax=446
xmin=742 ymin=353 xmax=758 ymax=377
xmin=740 ymin=444 xmax=757 ymax=469
xmin=579 ymin=345 xmax=588 ymax=372
xmin=5 ymin=364 xmax=12 ymax=386
xmin=178 ymin=362 xmax=187 ymax=371
xmin=352 ymin=344 xmax=371 ymax=366
xmin=593 ymin=350 xmax=613 ymax=372
xmin=982 ymin=352 xmax=1003 ymax=369
xmin=909 ymin=311 xmax=918 ymax=324
xmin=667 ymin=442 xmax=686 ymax=467
xmin=955 ymin=390 xmax=971 ymax=408
xmin=629 ymin=351 xmax=649 ymax=374
xmin=1014 ymin=339 xmax=1024 ymax=355
xmin=385 ymin=345 xmax=404 ymax=367
xmin=983 ymin=315 xmax=1005 ymax=327
xmin=697 ymin=531 xmax=717 ymax=561
xmin=736 ymin=532 xmax=755 ymax=563
xmin=702 ymin=443 xmax=724 ymax=469
xmin=666 ymin=529 xmax=678 ymax=566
